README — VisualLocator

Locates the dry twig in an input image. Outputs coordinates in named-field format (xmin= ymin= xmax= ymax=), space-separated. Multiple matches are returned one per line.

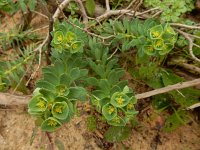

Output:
xmin=105 ymin=0 xmax=110 ymax=11
xmin=53 ymin=0 xmax=71 ymax=21
xmin=170 ymin=23 xmax=200 ymax=30
xmin=175 ymin=29 xmax=200 ymax=63
xmin=75 ymin=0 xmax=88 ymax=23
xmin=1 ymin=78 xmax=200 ymax=106
xmin=96 ymin=9 xmax=141 ymax=22
xmin=135 ymin=78 xmax=200 ymax=99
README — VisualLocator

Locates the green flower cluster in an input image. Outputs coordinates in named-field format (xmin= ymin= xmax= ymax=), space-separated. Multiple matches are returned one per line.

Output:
xmin=143 ymin=24 xmax=177 ymax=56
xmin=92 ymin=86 xmax=138 ymax=126
xmin=28 ymin=56 xmax=88 ymax=132
xmin=28 ymin=88 xmax=75 ymax=132
xmin=51 ymin=22 xmax=83 ymax=53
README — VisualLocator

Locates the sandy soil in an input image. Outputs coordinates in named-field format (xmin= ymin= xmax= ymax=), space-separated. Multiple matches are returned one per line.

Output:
xmin=0 ymin=107 xmax=199 ymax=150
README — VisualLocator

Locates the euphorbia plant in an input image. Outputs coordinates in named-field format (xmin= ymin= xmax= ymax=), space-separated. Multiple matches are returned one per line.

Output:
xmin=28 ymin=19 xmax=88 ymax=132
xmin=87 ymin=39 xmax=138 ymax=126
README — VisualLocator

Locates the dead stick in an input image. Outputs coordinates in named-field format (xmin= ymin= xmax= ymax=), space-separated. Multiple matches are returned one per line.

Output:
xmin=135 ymin=78 xmax=200 ymax=99
xmin=0 ymin=93 xmax=31 ymax=106
xmin=0 ymin=78 xmax=200 ymax=106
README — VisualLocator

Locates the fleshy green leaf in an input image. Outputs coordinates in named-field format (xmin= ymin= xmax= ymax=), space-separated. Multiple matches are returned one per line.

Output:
xmin=41 ymin=117 xmax=62 ymax=132
xmin=149 ymin=25 xmax=163 ymax=39
xmin=104 ymin=126 xmax=131 ymax=142
xmin=55 ymin=85 xmax=69 ymax=96
xmin=68 ymin=87 xmax=87 ymax=101
xmin=52 ymin=102 xmax=69 ymax=120
xmin=86 ymin=77 xmax=99 ymax=86
xmin=65 ymin=31 xmax=77 ymax=43
xmin=28 ymin=95 xmax=48 ymax=113
xmin=107 ymin=116 xmax=126 ymax=126
xmin=153 ymin=39 xmax=164 ymax=50
xmin=54 ymin=31 xmax=65 ymax=44
xmin=143 ymin=45 xmax=156 ymax=56
xmin=85 ymin=0 xmax=95 ymax=16
xmin=164 ymin=23 xmax=176 ymax=35
xmin=111 ymin=92 xmax=130 ymax=108
xmin=102 ymin=103 xmax=117 ymax=120
xmin=158 ymin=43 xmax=173 ymax=55
xmin=70 ymin=41 xmax=83 ymax=53
xmin=55 ymin=139 xmax=65 ymax=150
xmin=70 ymin=67 xmax=80 ymax=80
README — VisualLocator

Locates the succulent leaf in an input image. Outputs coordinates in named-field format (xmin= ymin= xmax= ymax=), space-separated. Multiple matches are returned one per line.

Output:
xmin=149 ymin=25 xmax=163 ymax=39
xmin=52 ymin=101 xmax=69 ymax=120
xmin=41 ymin=117 xmax=62 ymax=132
xmin=111 ymin=92 xmax=130 ymax=108
xmin=28 ymin=95 xmax=48 ymax=113
xmin=107 ymin=116 xmax=126 ymax=126
xmin=102 ymin=103 xmax=117 ymax=120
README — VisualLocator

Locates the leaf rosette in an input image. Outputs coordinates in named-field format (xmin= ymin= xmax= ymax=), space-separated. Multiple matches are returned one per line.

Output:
xmin=52 ymin=101 xmax=69 ymax=120
xmin=149 ymin=25 xmax=163 ymax=39
xmin=102 ymin=103 xmax=117 ymax=120
xmin=70 ymin=41 xmax=83 ymax=53
xmin=158 ymin=43 xmax=174 ymax=55
xmin=41 ymin=117 xmax=62 ymax=132
xmin=164 ymin=24 xmax=176 ymax=35
xmin=28 ymin=95 xmax=48 ymax=114
xmin=110 ymin=92 xmax=130 ymax=108
xmin=126 ymin=97 xmax=138 ymax=115
xmin=143 ymin=44 xmax=156 ymax=56
xmin=55 ymin=85 xmax=69 ymax=96
xmin=65 ymin=31 xmax=77 ymax=43
xmin=107 ymin=116 xmax=126 ymax=126
xmin=53 ymin=31 xmax=65 ymax=44
xmin=153 ymin=39 xmax=164 ymax=50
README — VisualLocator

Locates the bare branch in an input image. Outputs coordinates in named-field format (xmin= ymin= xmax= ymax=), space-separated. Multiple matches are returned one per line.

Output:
xmin=136 ymin=7 xmax=159 ymax=16
xmin=170 ymin=23 xmax=200 ymax=30
xmin=135 ymin=78 xmax=200 ymax=99
xmin=187 ymin=102 xmax=200 ymax=110
xmin=32 ymin=10 xmax=49 ymax=19
xmin=115 ymin=0 xmax=137 ymax=20
xmin=133 ymin=0 xmax=143 ymax=17
xmin=175 ymin=29 xmax=200 ymax=63
xmin=53 ymin=0 xmax=71 ymax=21
xmin=75 ymin=0 xmax=88 ymax=23
xmin=56 ymin=2 xmax=115 ymax=40
xmin=178 ymin=63 xmax=200 ymax=74
xmin=0 ymin=92 xmax=31 ymax=106
xmin=105 ymin=0 xmax=110 ymax=11
xmin=1 ymin=78 xmax=200 ymax=106
xmin=26 ymin=34 xmax=49 ymax=86
xmin=96 ymin=9 xmax=141 ymax=22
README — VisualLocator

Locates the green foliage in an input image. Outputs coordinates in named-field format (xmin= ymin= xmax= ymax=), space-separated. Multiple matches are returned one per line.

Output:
xmin=144 ymin=0 xmax=195 ymax=22
xmin=97 ymin=18 xmax=177 ymax=56
xmin=87 ymin=39 xmax=138 ymax=126
xmin=28 ymin=51 xmax=88 ymax=131
xmin=0 ymin=0 xmax=18 ymax=14
xmin=66 ymin=2 xmax=79 ymax=15
xmin=55 ymin=139 xmax=65 ymax=150
xmin=110 ymin=0 xmax=131 ymax=9
xmin=85 ymin=0 xmax=95 ymax=16
xmin=163 ymin=110 xmax=190 ymax=132
xmin=104 ymin=126 xmax=131 ymax=142
xmin=51 ymin=19 xmax=87 ymax=53
xmin=86 ymin=115 xmax=96 ymax=131
xmin=0 ymin=51 xmax=34 ymax=92
xmin=0 ymin=28 xmax=39 ymax=50
xmin=0 ymin=0 xmax=37 ymax=14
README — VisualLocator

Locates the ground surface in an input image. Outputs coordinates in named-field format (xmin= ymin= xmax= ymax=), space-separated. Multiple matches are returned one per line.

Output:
xmin=0 ymin=108 xmax=200 ymax=150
